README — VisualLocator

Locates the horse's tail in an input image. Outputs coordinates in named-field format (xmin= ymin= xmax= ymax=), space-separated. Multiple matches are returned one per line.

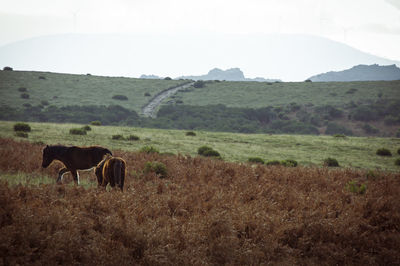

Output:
xmin=114 ymin=159 xmax=122 ymax=190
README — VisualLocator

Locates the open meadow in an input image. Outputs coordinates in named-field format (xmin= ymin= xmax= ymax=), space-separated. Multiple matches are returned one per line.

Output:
xmin=1 ymin=121 xmax=399 ymax=171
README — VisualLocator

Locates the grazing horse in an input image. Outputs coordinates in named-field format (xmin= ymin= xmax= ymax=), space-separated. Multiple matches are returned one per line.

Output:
xmin=42 ymin=145 xmax=112 ymax=184
xmin=95 ymin=154 xmax=126 ymax=191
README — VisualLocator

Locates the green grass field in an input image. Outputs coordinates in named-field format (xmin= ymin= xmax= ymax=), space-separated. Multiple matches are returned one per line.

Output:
xmin=1 ymin=121 xmax=399 ymax=171
xmin=171 ymin=80 xmax=400 ymax=108
xmin=0 ymin=70 xmax=185 ymax=114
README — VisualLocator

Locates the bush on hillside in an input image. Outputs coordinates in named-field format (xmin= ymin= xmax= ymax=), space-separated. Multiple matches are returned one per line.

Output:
xmin=112 ymin=134 xmax=125 ymax=140
xmin=197 ymin=146 xmax=221 ymax=158
xmin=90 ymin=121 xmax=101 ymax=126
xmin=140 ymin=146 xmax=160 ymax=154
xmin=346 ymin=180 xmax=367 ymax=195
xmin=281 ymin=159 xmax=298 ymax=167
xmin=18 ymin=87 xmax=27 ymax=92
xmin=193 ymin=80 xmax=205 ymax=88
xmin=69 ymin=128 xmax=87 ymax=135
xmin=384 ymin=116 xmax=399 ymax=126
xmin=15 ymin=131 xmax=28 ymax=138
xmin=266 ymin=160 xmax=281 ymax=166
xmin=395 ymin=159 xmax=400 ymax=166
xmin=41 ymin=100 xmax=49 ymax=106
xmin=112 ymin=95 xmax=128 ymax=101
xmin=3 ymin=66 xmax=13 ymax=71
xmin=325 ymin=122 xmax=353 ymax=136
xmin=20 ymin=93 xmax=30 ymax=99
xmin=350 ymin=106 xmax=379 ymax=122
xmin=144 ymin=92 xmax=151 ymax=97
xmin=376 ymin=148 xmax=392 ymax=157
xmin=144 ymin=161 xmax=168 ymax=178
xmin=164 ymin=77 xmax=172 ymax=80
xmin=82 ymin=125 xmax=91 ymax=131
xmin=127 ymin=135 xmax=140 ymax=141
xmin=248 ymin=157 xmax=265 ymax=164
xmin=185 ymin=131 xmax=196 ymax=136
xmin=362 ymin=124 xmax=379 ymax=134
xmin=13 ymin=123 xmax=31 ymax=132
xmin=323 ymin=157 xmax=339 ymax=167
xmin=398 ymin=148 xmax=400 ymax=155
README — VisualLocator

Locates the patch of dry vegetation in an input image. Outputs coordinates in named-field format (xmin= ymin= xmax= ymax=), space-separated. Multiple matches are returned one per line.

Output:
xmin=0 ymin=138 xmax=399 ymax=265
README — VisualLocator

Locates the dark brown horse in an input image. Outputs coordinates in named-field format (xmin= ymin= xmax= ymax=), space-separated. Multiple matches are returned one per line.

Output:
xmin=42 ymin=145 xmax=112 ymax=184
xmin=95 ymin=154 xmax=126 ymax=191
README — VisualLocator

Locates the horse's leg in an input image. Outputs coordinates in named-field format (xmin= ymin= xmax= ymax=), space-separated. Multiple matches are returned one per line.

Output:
xmin=71 ymin=170 xmax=80 ymax=185
xmin=57 ymin=168 xmax=69 ymax=183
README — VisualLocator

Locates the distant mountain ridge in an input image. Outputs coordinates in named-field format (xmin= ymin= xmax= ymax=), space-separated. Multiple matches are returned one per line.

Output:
xmin=141 ymin=68 xmax=281 ymax=82
xmin=309 ymin=64 xmax=400 ymax=82
xmin=1 ymin=33 xmax=399 ymax=81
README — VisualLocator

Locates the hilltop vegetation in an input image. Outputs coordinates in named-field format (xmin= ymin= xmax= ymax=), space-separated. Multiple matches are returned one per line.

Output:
xmin=0 ymin=138 xmax=399 ymax=265
xmin=1 ymin=70 xmax=400 ymax=136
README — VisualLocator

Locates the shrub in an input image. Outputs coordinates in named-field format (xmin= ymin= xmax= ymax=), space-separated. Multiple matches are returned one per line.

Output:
xmin=362 ymin=124 xmax=379 ymax=134
xmin=346 ymin=88 xmax=357 ymax=94
xmin=203 ymin=149 xmax=221 ymax=158
xmin=395 ymin=159 xmax=400 ymax=166
xmin=82 ymin=125 xmax=91 ymax=131
xmin=18 ymin=87 xmax=27 ymax=92
xmin=144 ymin=161 xmax=168 ymax=178
xmin=248 ymin=157 xmax=265 ymax=164
xmin=3 ymin=66 xmax=13 ymax=71
xmin=398 ymin=148 xmax=400 ymax=155
xmin=376 ymin=148 xmax=392 ymax=156
xmin=384 ymin=116 xmax=399 ymax=126
xmin=15 ymin=131 xmax=28 ymax=138
xmin=346 ymin=180 xmax=366 ymax=195
xmin=333 ymin=134 xmax=346 ymax=138
xmin=193 ymin=80 xmax=205 ymax=88
xmin=164 ymin=77 xmax=172 ymax=80
xmin=90 ymin=121 xmax=101 ymax=126
xmin=140 ymin=146 xmax=160 ymax=154
xmin=69 ymin=128 xmax=87 ymax=135
xmin=185 ymin=131 xmax=196 ymax=136
xmin=112 ymin=95 xmax=128 ymax=101
xmin=323 ymin=158 xmax=339 ymax=167
xmin=13 ymin=123 xmax=31 ymax=132
xmin=112 ymin=134 xmax=125 ymax=140
xmin=266 ymin=160 xmax=281 ymax=166
xmin=304 ymin=79 xmax=312 ymax=82
xmin=127 ymin=135 xmax=140 ymax=141
xmin=20 ymin=93 xmax=29 ymax=99
xmin=198 ymin=146 xmax=213 ymax=156
xmin=325 ymin=122 xmax=353 ymax=136
xmin=144 ymin=92 xmax=151 ymax=97
xmin=41 ymin=100 xmax=49 ymax=106
xmin=38 ymin=76 xmax=46 ymax=80
xmin=281 ymin=159 xmax=298 ymax=167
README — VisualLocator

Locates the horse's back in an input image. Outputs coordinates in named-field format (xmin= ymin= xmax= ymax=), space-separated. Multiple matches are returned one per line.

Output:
xmin=67 ymin=146 xmax=112 ymax=170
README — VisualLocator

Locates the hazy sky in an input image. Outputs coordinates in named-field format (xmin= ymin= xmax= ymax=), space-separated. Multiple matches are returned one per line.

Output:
xmin=1 ymin=0 xmax=400 ymax=74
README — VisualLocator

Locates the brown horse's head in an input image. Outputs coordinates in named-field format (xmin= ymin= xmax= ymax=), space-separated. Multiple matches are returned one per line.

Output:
xmin=42 ymin=145 xmax=53 ymax=168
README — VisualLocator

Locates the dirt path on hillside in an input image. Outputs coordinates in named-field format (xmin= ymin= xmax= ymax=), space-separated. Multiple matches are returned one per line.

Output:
xmin=142 ymin=82 xmax=194 ymax=117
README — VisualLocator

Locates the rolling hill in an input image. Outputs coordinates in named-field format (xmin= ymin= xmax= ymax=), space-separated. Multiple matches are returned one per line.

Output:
xmin=1 ymin=70 xmax=399 ymax=137
xmin=309 ymin=64 xmax=400 ymax=82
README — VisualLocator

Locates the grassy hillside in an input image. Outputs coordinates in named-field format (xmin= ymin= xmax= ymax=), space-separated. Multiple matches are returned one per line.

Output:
xmin=0 ymin=70 xmax=184 ymax=114
xmin=1 ymin=70 xmax=399 ymax=136
xmin=0 ymin=138 xmax=399 ymax=265
xmin=171 ymin=80 xmax=400 ymax=108
xmin=1 ymin=121 xmax=400 ymax=171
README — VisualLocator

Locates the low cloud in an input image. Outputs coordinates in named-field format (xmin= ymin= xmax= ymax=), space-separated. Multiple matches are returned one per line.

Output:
xmin=385 ymin=0 xmax=400 ymax=10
